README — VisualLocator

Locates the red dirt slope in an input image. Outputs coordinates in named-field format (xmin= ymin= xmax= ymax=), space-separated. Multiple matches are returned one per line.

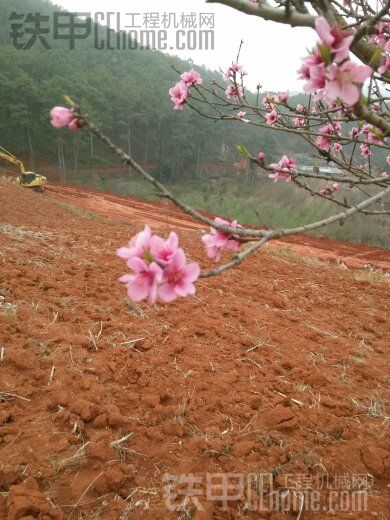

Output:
xmin=0 ymin=180 xmax=389 ymax=519
xmin=46 ymin=184 xmax=390 ymax=270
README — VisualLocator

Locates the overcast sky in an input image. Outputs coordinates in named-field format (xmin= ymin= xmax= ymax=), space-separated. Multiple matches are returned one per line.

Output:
xmin=55 ymin=0 xmax=314 ymax=92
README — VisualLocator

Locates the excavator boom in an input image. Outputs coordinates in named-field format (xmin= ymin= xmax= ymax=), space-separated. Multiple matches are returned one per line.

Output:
xmin=0 ymin=150 xmax=26 ymax=173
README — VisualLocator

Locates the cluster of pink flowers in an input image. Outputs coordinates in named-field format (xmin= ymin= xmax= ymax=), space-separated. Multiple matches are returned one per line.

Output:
xmin=169 ymin=69 xmax=203 ymax=110
xmin=261 ymin=93 xmax=289 ymax=126
xmin=224 ymin=62 xmax=243 ymax=80
xmin=262 ymin=96 xmax=276 ymax=111
xmin=319 ymin=183 xmax=341 ymax=196
xmin=50 ymin=107 xmax=83 ymax=131
xmin=348 ymin=123 xmax=384 ymax=157
xmin=316 ymin=122 xmax=342 ymax=152
xmin=298 ymin=17 xmax=372 ymax=105
xmin=117 ymin=226 xmax=200 ymax=303
xmin=202 ymin=217 xmax=242 ymax=262
xmin=370 ymin=22 xmax=390 ymax=74
xmin=360 ymin=124 xmax=384 ymax=145
xmin=269 ymin=156 xmax=297 ymax=183
xmin=262 ymin=93 xmax=288 ymax=109
xmin=226 ymin=84 xmax=244 ymax=99
xmin=293 ymin=117 xmax=305 ymax=127
xmin=224 ymin=62 xmax=246 ymax=99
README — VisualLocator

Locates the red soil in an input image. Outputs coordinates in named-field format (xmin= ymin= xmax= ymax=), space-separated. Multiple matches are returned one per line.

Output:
xmin=46 ymin=184 xmax=390 ymax=270
xmin=0 ymin=180 xmax=389 ymax=519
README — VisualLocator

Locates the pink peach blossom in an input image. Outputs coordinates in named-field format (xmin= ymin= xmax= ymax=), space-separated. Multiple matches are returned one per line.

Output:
xmin=293 ymin=117 xmax=305 ymax=127
xmin=181 ymin=69 xmax=203 ymax=87
xmin=378 ymin=41 xmax=390 ymax=74
xmin=202 ymin=217 xmax=241 ymax=262
xmin=350 ymin=127 xmax=360 ymax=138
xmin=316 ymin=135 xmax=331 ymax=151
xmin=150 ymin=232 xmax=179 ymax=266
xmin=325 ymin=61 xmax=372 ymax=105
xmin=117 ymin=225 xmax=152 ymax=265
xmin=169 ymin=81 xmax=189 ymax=110
xmin=360 ymin=144 xmax=372 ymax=157
xmin=266 ymin=110 xmax=278 ymax=125
xmin=158 ymin=249 xmax=200 ymax=303
xmin=119 ymin=258 xmax=163 ymax=304
xmin=268 ymin=172 xmax=292 ymax=183
xmin=278 ymin=92 xmax=289 ymax=103
xmin=50 ymin=107 xmax=73 ymax=128
xmin=68 ymin=118 xmax=83 ymax=131
xmin=298 ymin=52 xmax=326 ymax=95
xmin=269 ymin=155 xmax=296 ymax=183
xmin=315 ymin=17 xmax=353 ymax=62
xmin=226 ymin=85 xmax=244 ymax=99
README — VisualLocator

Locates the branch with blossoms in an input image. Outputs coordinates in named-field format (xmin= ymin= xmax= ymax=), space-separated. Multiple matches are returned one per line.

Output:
xmin=48 ymin=3 xmax=390 ymax=305
xmin=49 ymin=100 xmax=389 ymax=304
xmin=167 ymin=10 xmax=390 ymax=219
xmin=206 ymin=0 xmax=390 ymax=81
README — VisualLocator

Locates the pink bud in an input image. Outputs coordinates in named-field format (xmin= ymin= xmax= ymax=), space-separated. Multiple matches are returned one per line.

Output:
xmin=278 ymin=92 xmax=288 ymax=103
xmin=50 ymin=107 xmax=73 ymax=128
xmin=258 ymin=152 xmax=265 ymax=161
xmin=68 ymin=118 xmax=83 ymax=131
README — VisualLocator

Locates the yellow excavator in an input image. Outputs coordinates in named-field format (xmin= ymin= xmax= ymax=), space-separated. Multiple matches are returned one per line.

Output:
xmin=0 ymin=145 xmax=47 ymax=192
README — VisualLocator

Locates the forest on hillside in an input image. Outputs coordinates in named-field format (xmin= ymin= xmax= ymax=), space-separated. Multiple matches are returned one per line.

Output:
xmin=0 ymin=0 xmax=313 ymax=182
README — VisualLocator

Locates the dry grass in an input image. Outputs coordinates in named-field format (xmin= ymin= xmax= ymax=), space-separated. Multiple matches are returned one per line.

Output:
xmin=0 ymin=223 xmax=53 ymax=241
xmin=353 ymin=266 xmax=390 ymax=283
xmin=0 ymin=296 xmax=17 ymax=319
xmin=349 ymin=396 xmax=390 ymax=420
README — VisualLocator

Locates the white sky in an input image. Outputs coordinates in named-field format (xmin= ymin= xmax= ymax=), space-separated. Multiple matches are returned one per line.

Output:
xmin=55 ymin=0 xmax=314 ymax=92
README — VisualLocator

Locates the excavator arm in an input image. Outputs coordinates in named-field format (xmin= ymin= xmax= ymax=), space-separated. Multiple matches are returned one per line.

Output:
xmin=0 ymin=148 xmax=26 ymax=173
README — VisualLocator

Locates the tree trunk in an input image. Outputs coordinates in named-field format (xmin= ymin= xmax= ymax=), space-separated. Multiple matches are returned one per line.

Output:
xmin=196 ymin=140 xmax=201 ymax=178
xmin=58 ymin=138 xmax=65 ymax=183
xmin=144 ymin=115 xmax=150 ymax=167
xmin=90 ymin=133 xmax=94 ymax=181
xmin=27 ymin=127 xmax=35 ymax=171
xmin=73 ymin=142 xmax=79 ymax=177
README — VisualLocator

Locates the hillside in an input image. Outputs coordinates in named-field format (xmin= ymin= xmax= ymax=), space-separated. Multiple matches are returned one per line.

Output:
xmin=0 ymin=178 xmax=389 ymax=518
xmin=0 ymin=0 xmax=300 ymax=178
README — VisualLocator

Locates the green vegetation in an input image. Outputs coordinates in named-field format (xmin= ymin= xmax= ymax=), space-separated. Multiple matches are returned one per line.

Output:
xmin=0 ymin=0 xmax=292 ymax=177
xmin=54 ymin=200 xmax=107 ymax=220
xmin=76 ymin=172 xmax=390 ymax=248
